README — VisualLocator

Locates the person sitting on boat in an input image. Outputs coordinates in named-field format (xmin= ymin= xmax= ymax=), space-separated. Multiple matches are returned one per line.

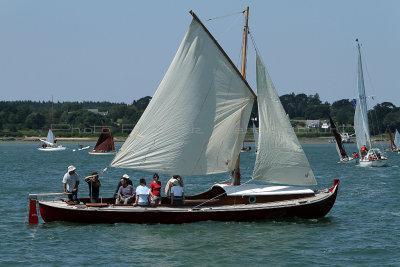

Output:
xmin=361 ymin=145 xmax=368 ymax=159
xmin=133 ymin=178 xmax=150 ymax=206
xmin=165 ymin=175 xmax=184 ymax=197
xmin=353 ymin=152 xmax=359 ymax=159
xmin=170 ymin=179 xmax=184 ymax=205
xmin=115 ymin=176 xmax=135 ymax=204
xmin=149 ymin=173 xmax=162 ymax=205
xmin=113 ymin=174 xmax=133 ymax=198
xmin=85 ymin=172 xmax=101 ymax=203
xmin=62 ymin=165 xmax=80 ymax=204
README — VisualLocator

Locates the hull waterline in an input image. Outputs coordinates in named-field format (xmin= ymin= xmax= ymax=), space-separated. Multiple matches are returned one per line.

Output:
xmin=38 ymin=147 xmax=66 ymax=151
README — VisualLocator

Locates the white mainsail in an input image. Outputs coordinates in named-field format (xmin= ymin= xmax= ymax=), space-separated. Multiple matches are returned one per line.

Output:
xmin=252 ymin=53 xmax=316 ymax=185
xmin=354 ymin=44 xmax=372 ymax=151
xmin=40 ymin=129 xmax=55 ymax=146
xmin=394 ymin=129 xmax=400 ymax=149
xmin=252 ymin=121 xmax=259 ymax=151
xmin=111 ymin=18 xmax=254 ymax=175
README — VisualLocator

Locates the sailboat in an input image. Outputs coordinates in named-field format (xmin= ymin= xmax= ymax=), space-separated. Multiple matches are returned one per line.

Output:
xmin=38 ymin=99 xmax=66 ymax=151
xmin=37 ymin=129 xmax=66 ymax=151
xmin=387 ymin=127 xmax=399 ymax=152
xmin=329 ymin=116 xmax=354 ymax=163
xmin=88 ymin=126 xmax=116 ymax=155
xmin=30 ymin=8 xmax=339 ymax=224
xmin=353 ymin=40 xmax=387 ymax=167
xmin=394 ymin=129 xmax=400 ymax=154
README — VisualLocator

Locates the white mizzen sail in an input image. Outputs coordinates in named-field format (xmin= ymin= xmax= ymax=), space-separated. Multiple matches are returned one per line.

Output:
xmin=354 ymin=45 xmax=372 ymax=151
xmin=394 ymin=129 xmax=400 ymax=149
xmin=252 ymin=121 xmax=259 ymax=151
xmin=111 ymin=18 xmax=254 ymax=175
xmin=252 ymin=53 xmax=316 ymax=185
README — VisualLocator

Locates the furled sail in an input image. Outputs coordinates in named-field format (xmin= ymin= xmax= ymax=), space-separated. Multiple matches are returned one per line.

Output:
xmin=354 ymin=44 xmax=372 ymax=151
xmin=252 ymin=53 xmax=316 ymax=185
xmin=111 ymin=18 xmax=254 ymax=175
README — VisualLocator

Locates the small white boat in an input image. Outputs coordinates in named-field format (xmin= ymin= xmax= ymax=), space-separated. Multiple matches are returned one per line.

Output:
xmin=72 ymin=145 xmax=90 ymax=152
xmin=38 ymin=129 xmax=66 ymax=151
xmin=359 ymin=148 xmax=387 ymax=167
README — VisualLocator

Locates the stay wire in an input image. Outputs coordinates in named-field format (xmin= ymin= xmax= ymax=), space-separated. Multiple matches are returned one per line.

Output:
xmin=206 ymin=10 xmax=245 ymax=21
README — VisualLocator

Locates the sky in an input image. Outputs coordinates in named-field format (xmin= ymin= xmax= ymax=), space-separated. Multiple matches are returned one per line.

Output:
xmin=1 ymin=0 xmax=399 ymax=106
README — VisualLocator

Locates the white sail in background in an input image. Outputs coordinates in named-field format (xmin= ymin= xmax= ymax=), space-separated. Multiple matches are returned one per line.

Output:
xmin=45 ymin=129 xmax=55 ymax=146
xmin=354 ymin=46 xmax=372 ymax=151
xmin=111 ymin=19 xmax=254 ymax=175
xmin=395 ymin=129 xmax=400 ymax=149
xmin=252 ymin=121 xmax=259 ymax=151
xmin=252 ymin=53 xmax=316 ymax=185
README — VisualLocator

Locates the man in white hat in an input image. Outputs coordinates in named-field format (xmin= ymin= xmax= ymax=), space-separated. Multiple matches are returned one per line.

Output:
xmin=63 ymin=165 xmax=80 ymax=204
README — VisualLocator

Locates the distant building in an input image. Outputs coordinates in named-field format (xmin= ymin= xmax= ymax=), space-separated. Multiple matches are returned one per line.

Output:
xmin=87 ymin=109 xmax=108 ymax=116
xmin=306 ymin=120 xmax=320 ymax=128
xmin=321 ymin=121 xmax=330 ymax=129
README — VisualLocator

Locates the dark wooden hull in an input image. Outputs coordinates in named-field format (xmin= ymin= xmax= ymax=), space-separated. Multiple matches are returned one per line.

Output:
xmin=38 ymin=180 xmax=339 ymax=224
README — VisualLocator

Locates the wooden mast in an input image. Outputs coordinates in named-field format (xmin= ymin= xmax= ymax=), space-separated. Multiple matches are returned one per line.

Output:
xmin=232 ymin=6 xmax=249 ymax=186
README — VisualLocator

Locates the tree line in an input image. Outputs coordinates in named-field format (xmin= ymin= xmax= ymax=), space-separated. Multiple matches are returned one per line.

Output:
xmin=1 ymin=94 xmax=399 ymax=137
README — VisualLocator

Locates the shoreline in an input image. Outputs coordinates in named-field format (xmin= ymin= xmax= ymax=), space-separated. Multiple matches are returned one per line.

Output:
xmin=1 ymin=136 xmax=389 ymax=144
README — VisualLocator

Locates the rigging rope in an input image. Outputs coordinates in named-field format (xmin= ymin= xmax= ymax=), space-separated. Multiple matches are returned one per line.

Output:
xmin=206 ymin=10 xmax=245 ymax=21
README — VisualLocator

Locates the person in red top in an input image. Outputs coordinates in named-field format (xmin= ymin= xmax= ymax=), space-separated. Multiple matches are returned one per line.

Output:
xmin=149 ymin=173 xmax=162 ymax=205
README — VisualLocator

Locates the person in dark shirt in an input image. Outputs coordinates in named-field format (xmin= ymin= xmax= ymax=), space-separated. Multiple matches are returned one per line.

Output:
xmin=85 ymin=172 xmax=101 ymax=203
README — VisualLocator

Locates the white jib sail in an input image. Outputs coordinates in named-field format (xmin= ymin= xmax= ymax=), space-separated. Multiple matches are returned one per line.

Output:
xmin=394 ymin=129 xmax=400 ymax=149
xmin=354 ymin=46 xmax=372 ymax=151
xmin=111 ymin=19 xmax=254 ymax=175
xmin=252 ymin=53 xmax=316 ymax=185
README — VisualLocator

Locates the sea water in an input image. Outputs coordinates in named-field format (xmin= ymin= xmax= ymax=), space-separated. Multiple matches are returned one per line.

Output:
xmin=0 ymin=142 xmax=399 ymax=266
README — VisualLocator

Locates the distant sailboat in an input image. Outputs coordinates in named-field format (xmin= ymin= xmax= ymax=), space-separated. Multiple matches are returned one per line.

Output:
xmin=38 ymin=99 xmax=66 ymax=151
xmin=353 ymin=39 xmax=387 ymax=167
xmin=329 ymin=116 xmax=354 ymax=163
xmin=38 ymin=129 xmax=66 ymax=151
xmin=88 ymin=126 xmax=116 ymax=155
xmin=387 ymin=127 xmax=399 ymax=152
xmin=395 ymin=129 xmax=400 ymax=154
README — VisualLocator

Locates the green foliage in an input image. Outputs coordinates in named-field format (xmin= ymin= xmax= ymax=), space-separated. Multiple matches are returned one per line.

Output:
xmin=1 ymin=94 xmax=399 ymax=137
xmin=0 ymin=97 xmax=151 ymax=135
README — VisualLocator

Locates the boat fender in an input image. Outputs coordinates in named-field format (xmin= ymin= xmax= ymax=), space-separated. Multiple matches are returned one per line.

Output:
xmin=248 ymin=195 xmax=256 ymax=204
